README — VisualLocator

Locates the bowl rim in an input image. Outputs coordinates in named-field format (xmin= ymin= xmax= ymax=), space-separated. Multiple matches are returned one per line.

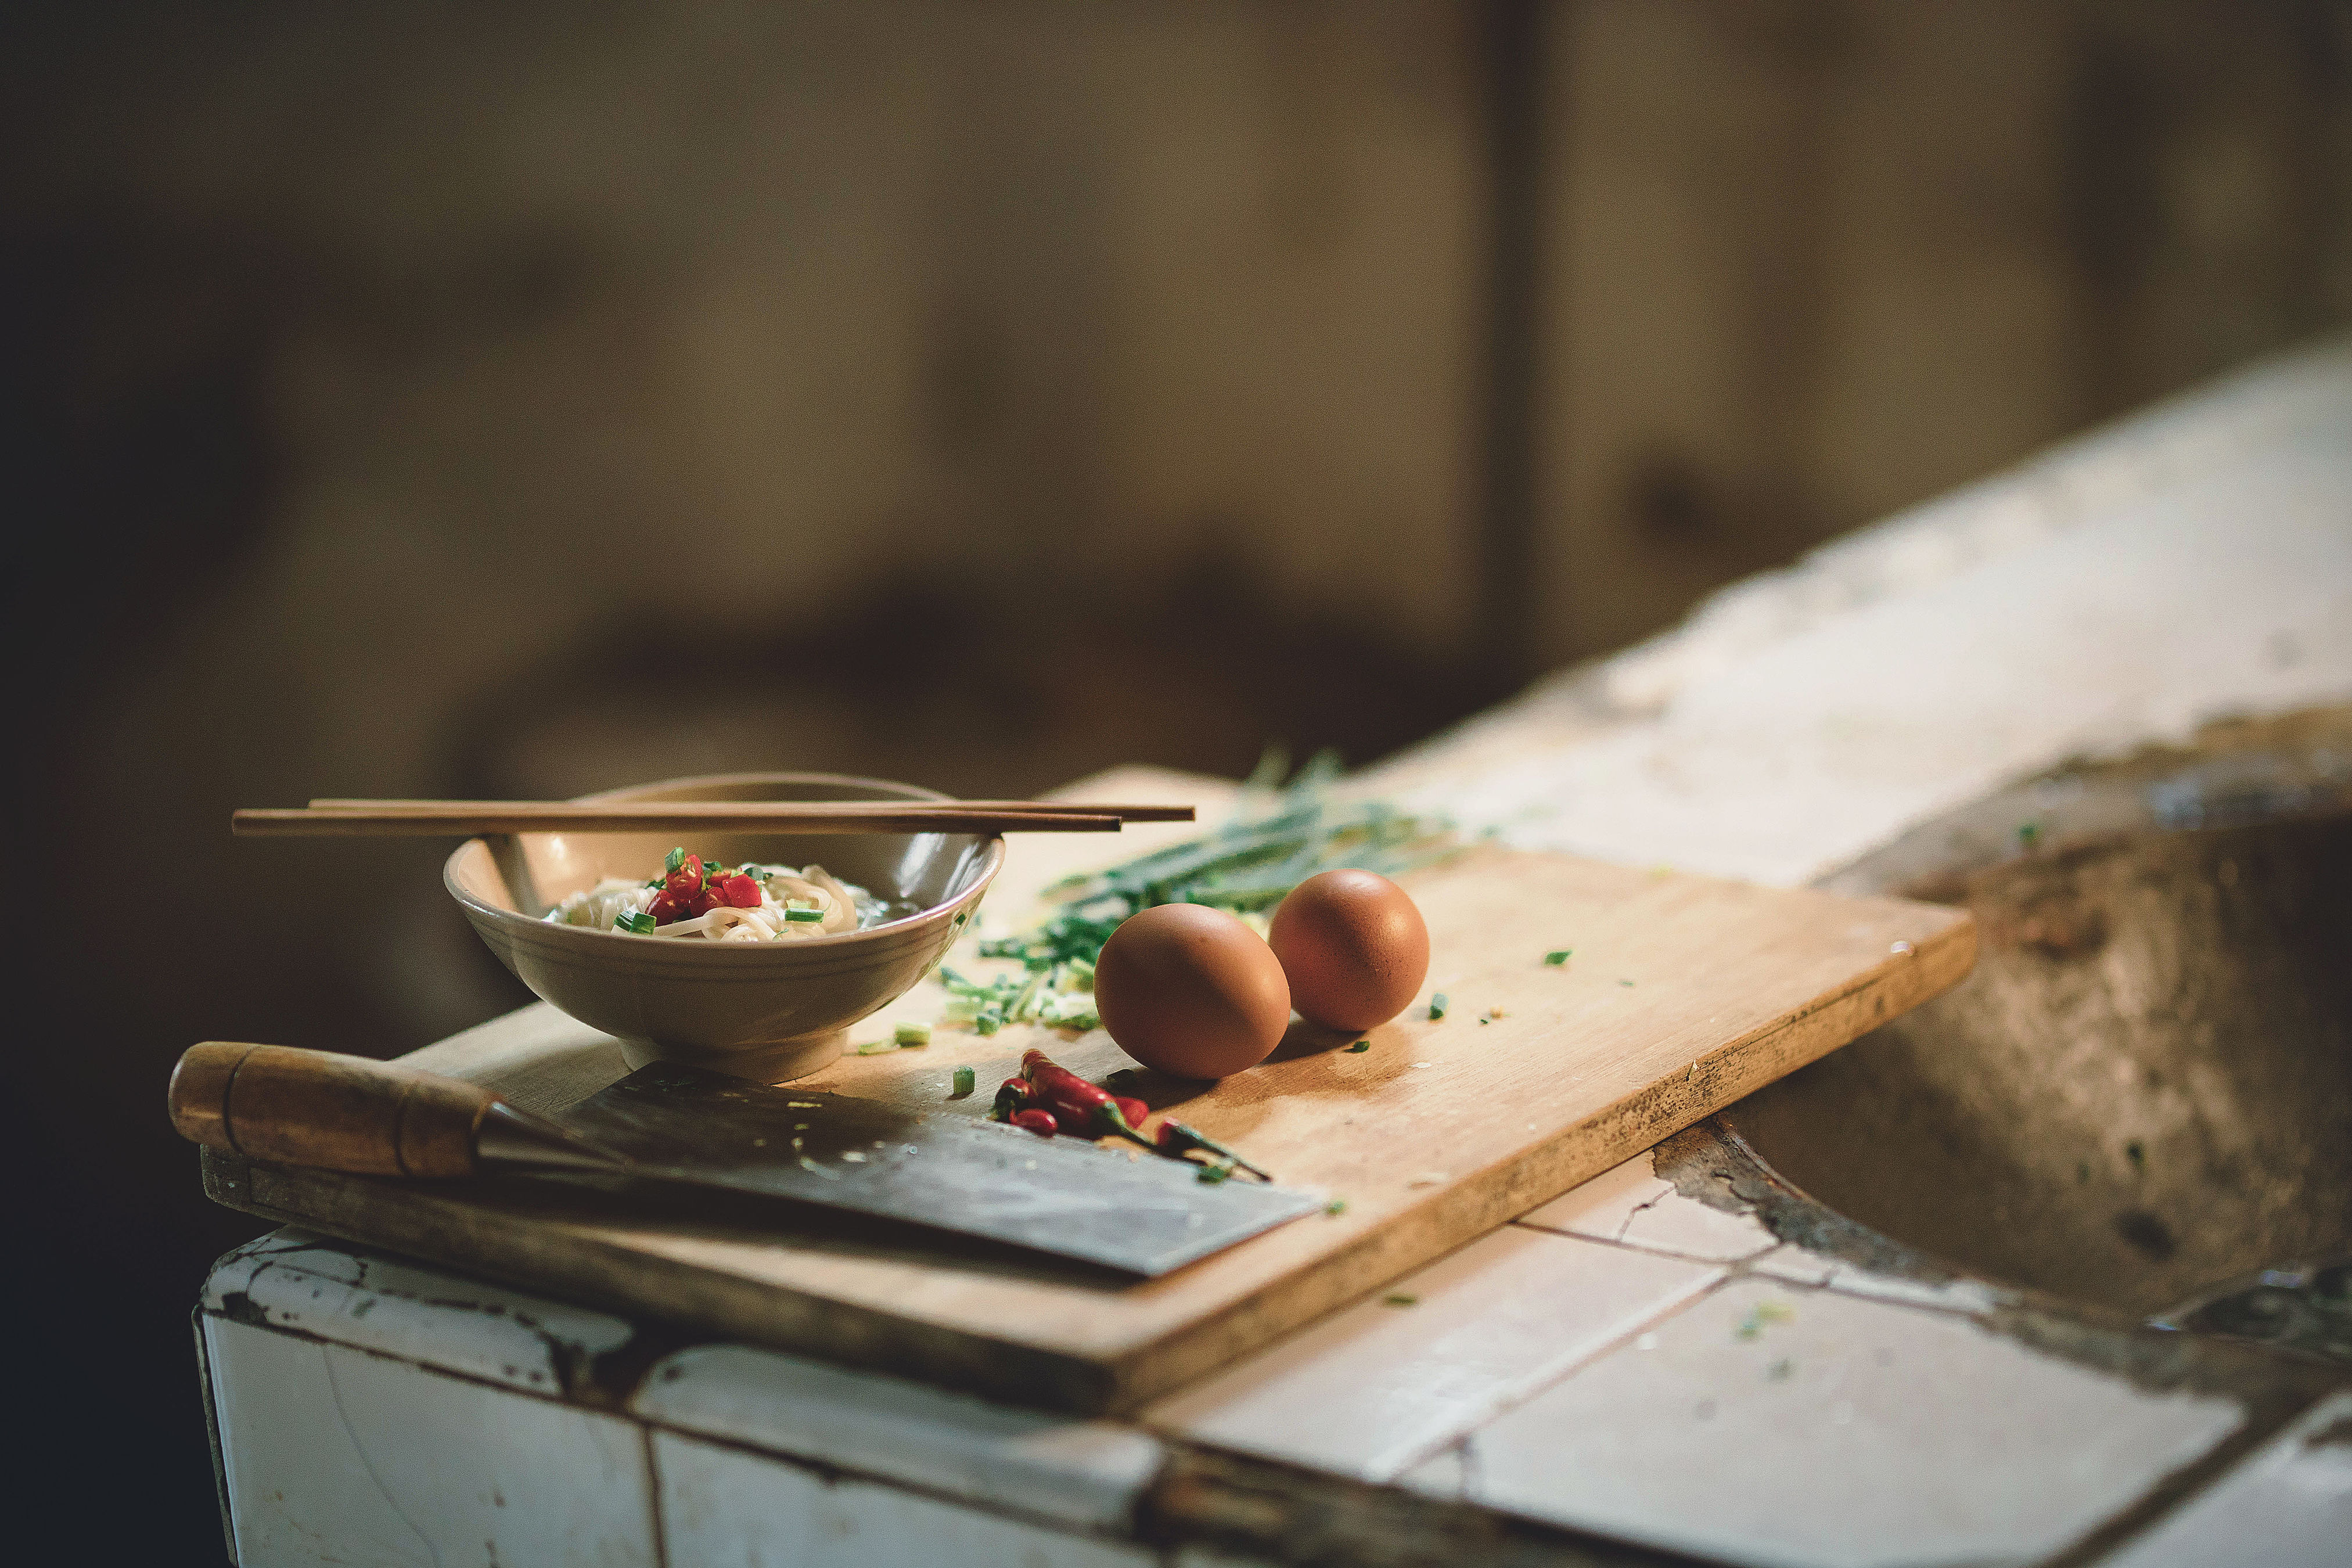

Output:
xmin=443 ymin=769 xmax=1007 ymax=953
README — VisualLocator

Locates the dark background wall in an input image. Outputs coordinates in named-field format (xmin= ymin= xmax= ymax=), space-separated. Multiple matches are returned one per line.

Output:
xmin=4 ymin=1 xmax=2347 ymax=1556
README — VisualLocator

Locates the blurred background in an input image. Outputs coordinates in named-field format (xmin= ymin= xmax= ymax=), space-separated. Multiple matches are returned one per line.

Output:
xmin=4 ymin=0 xmax=2349 ymax=1552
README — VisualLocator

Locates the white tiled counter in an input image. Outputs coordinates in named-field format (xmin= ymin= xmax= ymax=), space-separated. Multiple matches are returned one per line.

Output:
xmin=196 ymin=1158 xmax=2346 ymax=1567
xmin=196 ymin=340 xmax=2352 ymax=1567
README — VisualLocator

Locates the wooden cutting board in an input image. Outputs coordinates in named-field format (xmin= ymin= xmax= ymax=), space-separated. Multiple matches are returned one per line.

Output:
xmin=200 ymin=767 xmax=1973 ymax=1413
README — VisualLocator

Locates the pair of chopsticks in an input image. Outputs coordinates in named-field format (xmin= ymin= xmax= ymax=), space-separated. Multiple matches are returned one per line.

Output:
xmin=232 ymin=798 xmax=1194 ymax=837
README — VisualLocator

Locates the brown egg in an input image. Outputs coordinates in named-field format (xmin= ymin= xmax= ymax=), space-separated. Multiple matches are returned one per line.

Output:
xmin=1268 ymin=869 xmax=1430 ymax=1031
xmin=1094 ymin=903 xmax=1293 ymax=1079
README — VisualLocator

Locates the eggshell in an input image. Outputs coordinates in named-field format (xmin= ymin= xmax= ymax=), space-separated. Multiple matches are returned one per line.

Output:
xmin=1094 ymin=903 xmax=1292 ymax=1078
xmin=1268 ymin=869 xmax=1429 ymax=1031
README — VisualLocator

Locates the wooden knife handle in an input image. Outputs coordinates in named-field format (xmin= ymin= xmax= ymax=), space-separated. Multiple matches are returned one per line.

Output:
xmin=168 ymin=1042 xmax=493 ymax=1178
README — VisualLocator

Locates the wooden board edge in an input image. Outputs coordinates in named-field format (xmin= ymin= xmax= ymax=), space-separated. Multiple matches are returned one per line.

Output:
xmin=195 ymin=907 xmax=1977 ymax=1416
xmin=202 ymin=1148 xmax=1124 ymax=1412
xmin=1089 ymin=903 xmax=1979 ymax=1409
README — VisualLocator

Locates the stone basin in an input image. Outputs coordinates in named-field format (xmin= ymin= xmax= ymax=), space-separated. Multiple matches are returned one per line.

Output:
xmin=1722 ymin=710 xmax=2352 ymax=1342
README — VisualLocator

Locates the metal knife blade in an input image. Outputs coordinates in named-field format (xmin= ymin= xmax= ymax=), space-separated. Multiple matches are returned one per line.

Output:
xmin=545 ymin=1063 xmax=1318 ymax=1276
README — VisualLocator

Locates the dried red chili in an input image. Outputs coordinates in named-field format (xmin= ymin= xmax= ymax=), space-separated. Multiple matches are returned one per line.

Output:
xmin=988 ymin=1077 xmax=1031 ymax=1123
xmin=1019 ymin=1049 xmax=1156 ymax=1151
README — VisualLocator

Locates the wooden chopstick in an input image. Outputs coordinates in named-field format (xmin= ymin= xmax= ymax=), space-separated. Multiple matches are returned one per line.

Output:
xmin=304 ymin=797 xmax=1196 ymax=822
xmin=234 ymin=804 xmax=1135 ymax=836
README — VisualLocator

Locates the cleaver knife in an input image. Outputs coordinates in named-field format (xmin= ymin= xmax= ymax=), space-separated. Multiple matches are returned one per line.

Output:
xmin=169 ymin=1042 xmax=1317 ymax=1276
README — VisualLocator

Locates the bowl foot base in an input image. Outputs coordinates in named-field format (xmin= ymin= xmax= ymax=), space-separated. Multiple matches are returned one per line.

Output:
xmin=616 ymin=1029 xmax=847 ymax=1084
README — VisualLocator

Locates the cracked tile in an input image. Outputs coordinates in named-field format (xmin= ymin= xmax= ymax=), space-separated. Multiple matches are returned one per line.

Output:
xmin=1516 ymin=1152 xmax=1777 ymax=1261
xmin=634 ymin=1344 xmax=1161 ymax=1532
xmin=1515 ymin=1153 xmax=1671 ymax=1236
xmin=655 ymin=1432 xmax=1152 ymax=1568
xmin=1407 ymin=1277 xmax=2243 ymax=1568
xmin=2097 ymin=1391 xmax=2352 ymax=1567
xmin=205 ymin=1233 xmax=635 ymax=1397
xmin=1145 ymin=1226 xmax=1720 ymax=1482
xmin=1750 ymin=1245 xmax=2007 ymax=1315
xmin=206 ymin=1315 xmax=656 ymax=1567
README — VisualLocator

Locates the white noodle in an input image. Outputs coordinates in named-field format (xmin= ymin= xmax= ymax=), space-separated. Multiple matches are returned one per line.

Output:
xmin=544 ymin=862 xmax=882 ymax=942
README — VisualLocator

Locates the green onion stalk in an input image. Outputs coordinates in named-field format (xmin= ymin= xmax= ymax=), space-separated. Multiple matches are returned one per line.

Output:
xmin=953 ymin=749 xmax=1454 ymax=1033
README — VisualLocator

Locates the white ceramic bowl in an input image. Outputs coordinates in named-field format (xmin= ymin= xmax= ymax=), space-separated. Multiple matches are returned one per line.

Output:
xmin=446 ymin=772 xmax=1003 ymax=1082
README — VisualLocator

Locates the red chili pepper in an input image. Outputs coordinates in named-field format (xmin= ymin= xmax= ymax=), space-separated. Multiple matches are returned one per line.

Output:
xmin=646 ymin=890 xmax=689 ymax=925
xmin=719 ymin=873 xmax=761 ymax=909
xmin=988 ymin=1077 xmax=1031 ymax=1122
xmin=1155 ymin=1120 xmax=1273 ymax=1181
xmin=1018 ymin=1049 xmax=1155 ymax=1150
xmin=1011 ymin=1108 xmax=1058 ymax=1137
xmin=1114 ymin=1096 xmax=1150 ymax=1131
xmin=665 ymin=854 xmax=706 ymax=901
xmin=991 ymin=1078 xmax=1086 ymax=1137
xmin=685 ymin=885 xmax=722 ymax=917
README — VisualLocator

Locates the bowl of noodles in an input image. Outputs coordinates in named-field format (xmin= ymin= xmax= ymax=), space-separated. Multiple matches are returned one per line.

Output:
xmin=445 ymin=772 xmax=1004 ymax=1083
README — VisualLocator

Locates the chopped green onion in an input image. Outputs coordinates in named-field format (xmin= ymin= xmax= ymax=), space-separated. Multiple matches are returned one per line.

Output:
xmin=964 ymin=783 xmax=1451 ymax=982
xmin=1195 ymin=1161 xmax=1233 ymax=1185
xmin=1383 ymin=1293 xmax=1418 ymax=1307
xmin=950 ymin=1065 xmax=976 ymax=1098
xmin=856 ymin=1039 xmax=898 ymax=1056
xmin=1428 ymin=993 xmax=1448 ymax=1020
xmin=1241 ymin=741 xmax=1290 ymax=793
xmin=1619 ymin=979 xmax=1635 ymax=987
xmin=1544 ymin=950 xmax=1571 ymax=965
xmin=2017 ymin=821 xmax=2042 ymax=849
xmin=943 ymin=995 xmax=984 ymax=1023
xmin=665 ymin=846 xmax=686 ymax=875
xmin=1346 ymin=1040 xmax=1371 ymax=1053
xmin=616 ymin=910 xmax=658 ymax=935
xmin=1009 ymin=970 xmax=1046 ymax=1022
xmin=784 ymin=907 xmax=824 ymax=923
xmin=975 ymin=1006 xmax=1004 ymax=1036
xmin=1324 ymin=1197 xmax=1348 ymax=1215
xmin=894 ymin=1022 xmax=933 ymax=1048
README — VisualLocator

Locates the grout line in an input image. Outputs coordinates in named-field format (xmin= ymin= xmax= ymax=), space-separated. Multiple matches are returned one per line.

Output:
xmin=642 ymin=1426 xmax=671 ymax=1568
xmin=1522 ymin=1222 xmax=2008 ymax=1321
xmin=1512 ymin=1217 xmax=1777 ymax=1271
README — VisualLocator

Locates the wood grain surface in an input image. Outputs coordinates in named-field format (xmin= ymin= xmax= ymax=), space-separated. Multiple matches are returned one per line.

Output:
xmin=202 ymin=767 xmax=1975 ymax=1413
